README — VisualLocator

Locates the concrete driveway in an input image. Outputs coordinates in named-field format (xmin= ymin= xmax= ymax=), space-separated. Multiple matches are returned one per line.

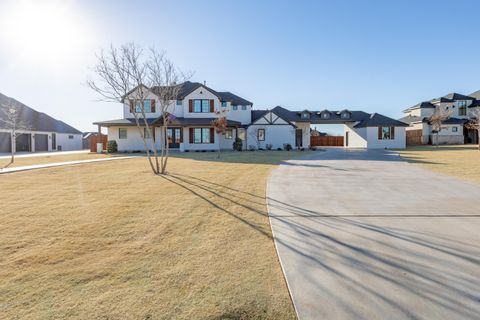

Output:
xmin=267 ymin=149 xmax=480 ymax=320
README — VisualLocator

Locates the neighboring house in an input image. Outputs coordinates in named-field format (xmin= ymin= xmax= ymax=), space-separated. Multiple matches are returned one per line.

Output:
xmin=400 ymin=91 xmax=480 ymax=145
xmin=94 ymin=81 xmax=408 ymax=151
xmin=0 ymin=92 xmax=83 ymax=153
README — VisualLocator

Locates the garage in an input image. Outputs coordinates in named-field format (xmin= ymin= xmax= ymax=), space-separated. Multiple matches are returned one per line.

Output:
xmin=0 ymin=132 xmax=12 ymax=152
xmin=34 ymin=134 xmax=48 ymax=152
xmin=15 ymin=133 xmax=31 ymax=152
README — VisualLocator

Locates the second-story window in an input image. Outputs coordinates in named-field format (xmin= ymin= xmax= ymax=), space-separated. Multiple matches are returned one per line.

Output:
xmin=131 ymin=99 xmax=155 ymax=113
xmin=176 ymin=100 xmax=183 ymax=106
xmin=232 ymin=105 xmax=238 ymax=111
xmin=242 ymin=105 xmax=247 ymax=110
xmin=459 ymin=105 xmax=467 ymax=116
xmin=221 ymin=101 xmax=227 ymax=108
xmin=193 ymin=99 xmax=211 ymax=113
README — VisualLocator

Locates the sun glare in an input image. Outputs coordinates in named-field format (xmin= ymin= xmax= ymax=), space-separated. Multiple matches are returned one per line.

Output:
xmin=0 ymin=0 xmax=90 ymax=66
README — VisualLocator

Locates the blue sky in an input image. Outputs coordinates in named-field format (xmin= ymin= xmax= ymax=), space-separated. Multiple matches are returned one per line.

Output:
xmin=0 ymin=0 xmax=479 ymax=132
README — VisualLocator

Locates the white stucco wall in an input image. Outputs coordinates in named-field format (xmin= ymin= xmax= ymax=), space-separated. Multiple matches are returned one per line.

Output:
xmin=365 ymin=126 xmax=406 ymax=149
xmin=246 ymin=125 xmax=295 ymax=150
xmin=108 ymin=126 xmax=155 ymax=151
xmin=344 ymin=124 xmax=367 ymax=148
xmin=56 ymin=133 xmax=83 ymax=151
xmin=292 ymin=122 xmax=311 ymax=148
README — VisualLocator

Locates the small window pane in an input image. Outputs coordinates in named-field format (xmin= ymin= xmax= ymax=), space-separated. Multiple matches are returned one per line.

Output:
xmin=119 ymin=128 xmax=127 ymax=139
xmin=225 ymin=129 xmax=233 ymax=139
xmin=176 ymin=100 xmax=183 ymax=106
xmin=258 ymin=129 xmax=265 ymax=141
xmin=135 ymin=100 xmax=142 ymax=113
xmin=194 ymin=128 xmax=202 ymax=143
xmin=221 ymin=101 xmax=227 ymax=108
xmin=232 ymin=105 xmax=238 ymax=111
xmin=143 ymin=100 xmax=151 ymax=113
xmin=202 ymin=128 xmax=210 ymax=143
xmin=202 ymin=100 xmax=210 ymax=113
xmin=144 ymin=128 xmax=151 ymax=139
xmin=194 ymin=100 xmax=202 ymax=112
xmin=241 ymin=105 xmax=247 ymax=110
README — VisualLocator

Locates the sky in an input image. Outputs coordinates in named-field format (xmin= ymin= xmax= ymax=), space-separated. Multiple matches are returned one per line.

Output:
xmin=0 ymin=0 xmax=479 ymax=133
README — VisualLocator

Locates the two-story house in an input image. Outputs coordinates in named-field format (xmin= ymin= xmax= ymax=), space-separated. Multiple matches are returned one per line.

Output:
xmin=94 ymin=81 xmax=408 ymax=151
xmin=400 ymin=91 xmax=480 ymax=145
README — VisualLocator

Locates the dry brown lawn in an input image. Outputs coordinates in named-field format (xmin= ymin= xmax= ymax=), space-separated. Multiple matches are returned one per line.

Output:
xmin=397 ymin=145 xmax=480 ymax=183
xmin=0 ymin=151 xmax=307 ymax=319
xmin=1 ymin=152 xmax=113 ymax=168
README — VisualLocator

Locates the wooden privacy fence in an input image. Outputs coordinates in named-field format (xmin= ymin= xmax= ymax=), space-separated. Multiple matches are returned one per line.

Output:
xmin=311 ymin=136 xmax=344 ymax=147
xmin=406 ymin=129 xmax=422 ymax=146
xmin=90 ymin=135 xmax=108 ymax=152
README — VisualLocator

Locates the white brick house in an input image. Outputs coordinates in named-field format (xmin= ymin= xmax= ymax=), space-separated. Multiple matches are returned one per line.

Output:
xmin=94 ymin=81 xmax=408 ymax=151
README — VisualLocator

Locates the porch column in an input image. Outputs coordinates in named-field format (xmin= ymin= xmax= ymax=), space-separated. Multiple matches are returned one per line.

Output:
xmin=97 ymin=124 xmax=103 ymax=153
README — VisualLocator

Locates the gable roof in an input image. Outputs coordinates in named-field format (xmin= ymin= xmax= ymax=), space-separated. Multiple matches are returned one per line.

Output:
xmin=354 ymin=113 xmax=409 ymax=128
xmin=442 ymin=93 xmax=475 ymax=101
xmin=403 ymin=101 xmax=437 ymax=112
xmin=0 ymin=92 xmax=82 ymax=134
xmin=469 ymin=90 xmax=480 ymax=100
xmin=398 ymin=115 xmax=426 ymax=124
xmin=216 ymin=91 xmax=252 ymax=105
xmin=250 ymin=106 xmax=296 ymax=126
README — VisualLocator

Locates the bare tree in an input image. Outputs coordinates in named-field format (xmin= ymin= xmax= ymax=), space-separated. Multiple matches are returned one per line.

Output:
xmin=211 ymin=108 xmax=228 ymax=158
xmin=465 ymin=108 xmax=480 ymax=150
xmin=147 ymin=49 xmax=191 ymax=174
xmin=429 ymin=109 xmax=453 ymax=147
xmin=0 ymin=102 xmax=31 ymax=167
xmin=87 ymin=43 xmax=160 ymax=174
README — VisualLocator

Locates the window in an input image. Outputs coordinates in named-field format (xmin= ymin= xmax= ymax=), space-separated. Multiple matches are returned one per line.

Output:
xmin=232 ymin=105 xmax=238 ymax=111
xmin=193 ymin=128 xmax=211 ymax=144
xmin=143 ymin=128 xmax=151 ymax=139
xmin=302 ymin=112 xmax=310 ymax=119
xmin=321 ymin=112 xmax=330 ymax=119
xmin=176 ymin=100 xmax=183 ymax=106
xmin=452 ymin=126 xmax=458 ymax=132
xmin=257 ymin=129 xmax=265 ymax=141
xmin=341 ymin=112 xmax=350 ymax=119
xmin=135 ymin=100 xmax=152 ymax=113
xmin=68 ymin=135 xmax=74 ymax=139
xmin=193 ymin=99 xmax=211 ymax=113
xmin=378 ymin=126 xmax=395 ymax=140
xmin=458 ymin=101 xmax=467 ymax=107
xmin=225 ymin=129 xmax=233 ymax=139
xmin=119 ymin=128 xmax=128 ymax=139
xmin=241 ymin=105 xmax=247 ymax=110
xmin=221 ymin=101 xmax=227 ymax=108
xmin=459 ymin=105 xmax=467 ymax=116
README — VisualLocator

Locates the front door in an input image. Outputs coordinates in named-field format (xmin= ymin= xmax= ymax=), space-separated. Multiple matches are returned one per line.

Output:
xmin=167 ymin=128 xmax=181 ymax=148
xmin=295 ymin=129 xmax=303 ymax=147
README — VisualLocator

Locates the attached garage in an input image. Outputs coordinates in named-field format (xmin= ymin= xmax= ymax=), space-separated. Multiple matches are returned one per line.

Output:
xmin=34 ymin=134 xmax=48 ymax=152
xmin=0 ymin=132 xmax=11 ymax=152
xmin=15 ymin=133 xmax=31 ymax=152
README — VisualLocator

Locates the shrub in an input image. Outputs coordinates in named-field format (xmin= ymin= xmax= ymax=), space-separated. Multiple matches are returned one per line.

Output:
xmin=233 ymin=138 xmax=243 ymax=151
xmin=284 ymin=143 xmax=292 ymax=151
xmin=277 ymin=147 xmax=282 ymax=151
xmin=107 ymin=140 xmax=118 ymax=153
xmin=248 ymin=145 xmax=257 ymax=151
xmin=266 ymin=143 xmax=273 ymax=150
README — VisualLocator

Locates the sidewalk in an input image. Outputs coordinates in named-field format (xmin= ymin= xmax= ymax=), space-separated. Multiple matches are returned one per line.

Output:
xmin=0 ymin=150 xmax=90 ymax=159
xmin=0 ymin=156 xmax=136 ymax=174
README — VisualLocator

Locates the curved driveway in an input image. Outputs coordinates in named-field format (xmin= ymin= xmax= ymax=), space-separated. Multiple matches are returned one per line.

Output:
xmin=267 ymin=149 xmax=480 ymax=320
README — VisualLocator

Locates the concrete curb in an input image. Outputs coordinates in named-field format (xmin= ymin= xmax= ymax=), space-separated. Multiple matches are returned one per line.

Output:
xmin=0 ymin=156 xmax=136 ymax=174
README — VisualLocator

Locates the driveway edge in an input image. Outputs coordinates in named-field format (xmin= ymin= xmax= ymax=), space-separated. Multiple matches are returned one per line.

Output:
xmin=266 ymin=163 xmax=300 ymax=320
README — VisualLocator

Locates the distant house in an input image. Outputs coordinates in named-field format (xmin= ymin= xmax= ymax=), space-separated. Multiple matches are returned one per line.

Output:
xmin=0 ymin=92 xmax=83 ymax=153
xmin=400 ymin=91 xmax=480 ymax=145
